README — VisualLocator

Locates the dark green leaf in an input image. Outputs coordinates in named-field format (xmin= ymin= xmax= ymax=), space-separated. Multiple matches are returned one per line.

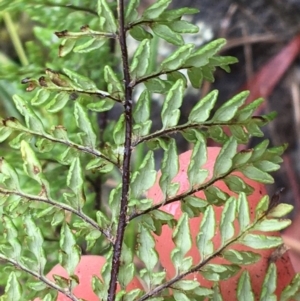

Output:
xmin=187 ymin=67 xmax=203 ymax=88
xmin=129 ymin=25 xmax=153 ymax=41
xmin=223 ymin=175 xmax=254 ymax=195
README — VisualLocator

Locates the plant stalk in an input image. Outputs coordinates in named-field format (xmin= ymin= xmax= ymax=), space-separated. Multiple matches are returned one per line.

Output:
xmin=107 ymin=0 xmax=133 ymax=300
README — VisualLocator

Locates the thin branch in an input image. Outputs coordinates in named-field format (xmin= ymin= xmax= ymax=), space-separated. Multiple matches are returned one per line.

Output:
xmin=107 ymin=0 xmax=133 ymax=300
xmin=2 ymin=118 xmax=119 ymax=167
xmin=129 ymin=169 xmax=235 ymax=221
xmin=0 ymin=188 xmax=114 ymax=244
xmin=132 ymin=67 xmax=185 ymax=87
xmin=132 ymin=120 xmax=257 ymax=147
xmin=0 ymin=255 xmax=80 ymax=301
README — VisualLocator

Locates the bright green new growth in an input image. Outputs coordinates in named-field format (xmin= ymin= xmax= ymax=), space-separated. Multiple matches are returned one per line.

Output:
xmin=0 ymin=0 xmax=299 ymax=300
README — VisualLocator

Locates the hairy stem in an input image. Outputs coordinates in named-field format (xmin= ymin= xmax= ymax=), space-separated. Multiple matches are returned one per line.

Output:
xmin=108 ymin=1 xmax=133 ymax=300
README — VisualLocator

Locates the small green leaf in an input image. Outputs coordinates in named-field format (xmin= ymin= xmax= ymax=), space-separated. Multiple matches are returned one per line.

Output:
xmin=240 ymin=234 xmax=282 ymax=249
xmin=67 ymin=157 xmax=85 ymax=209
xmin=151 ymin=23 xmax=183 ymax=46
xmin=24 ymin=215 xmax=46 ymax=271
xmin=280 ymin=274 xmax=300 ymax=301
xmin=59 ymin=38 xmax=77 ymax=57
xmin=125 ymin=0 xmax=140 ymax=22
xmin=187 ymin=67 xmax=203 ymax=88
xmin=223 ymin=175 xmax=254 ymax=195
xmin=5 ymin=272 xmax=22 ymax=301
xmin=130 ymin=151 xmax=156 ymax=199
xmin=267 ymin=203 xmax=293 ymax=218
xmin=137 ymin=225 xmax=158 ymax=270
xmin=73 ymin=38 xmax=107 ymax=53
xmin=59 ymin=223 xmax=81 ymax=275
xmin=260 ymin=263 xmax=277 ymax=301
xmin=237 ymin=193 xmax=250 ymax=233
xmin=172 ymin=213 xmax=192 ymax=259
xmin=187 ymin=133 xmax=208 ymax=188
xmin=159 ymin=7 xmax=199 ymax=20
xmin=97 ymin=0 xmax=117 ymax=32
xmin=129 ymin=25 xmax=153 ymax=41
xmin=130 ymin=39 xmax=151 ymax=79
xmin=253 ymin=219 xmax=291 ymax=232
xmin=212 ymin=91 xmax=249 ymax=122
xmin=133 ymin=90 xmax=151 ymax=124
xmin=240 ymin=165 xmax=274 ymax=184
xmin=87 ymin=99 xmax=115 ymax=112
xmin=237 ymin=271 xmax=254 ymax=301
xmin=104 ymin=65 xmax=124 ymax=99
xmin=223 ymin=250 xmax=261 ymax=265
xmin=188 ymin=90 xmax=218 ymax=123
xmin=184 ymin=39 xmax=226 ymax=67
xmin=2 ymin=216 xmax=21 ymax=259
xmin=161 ymin=79 xmax=184 ymax=129
xmin=31 ymin=89 xmax=51 ymax=106
xmin=169 ymin=20 xmax=199 ymax=33
xmin=161 ymin=44 xmax=194 ymax=71
xmin=63 ymin=68 xmax=98 ymax=91
xmin=142 ymin=0 xmax=172 ymax=19
xmin=113 ymin=114 xmax=125 ymax=145
xmin=0 ymin=158 xmax=21 ymax=191
xmin=213 ymin=137 xmax=237 ymax=177
xmin=220 ymin=197 xmax=236 ymax=244
xmin=13 ymin=95 xmax=45 ymax=133
xmin=74 ymin=102 xmax=97 ymax=148
xmin=159 ymin=139 xmax=178 ymax=198
xmin=46 ymin=91 xmax=69 ymax=113
xmin=197 ymin=206 xmax=215 ymax=260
